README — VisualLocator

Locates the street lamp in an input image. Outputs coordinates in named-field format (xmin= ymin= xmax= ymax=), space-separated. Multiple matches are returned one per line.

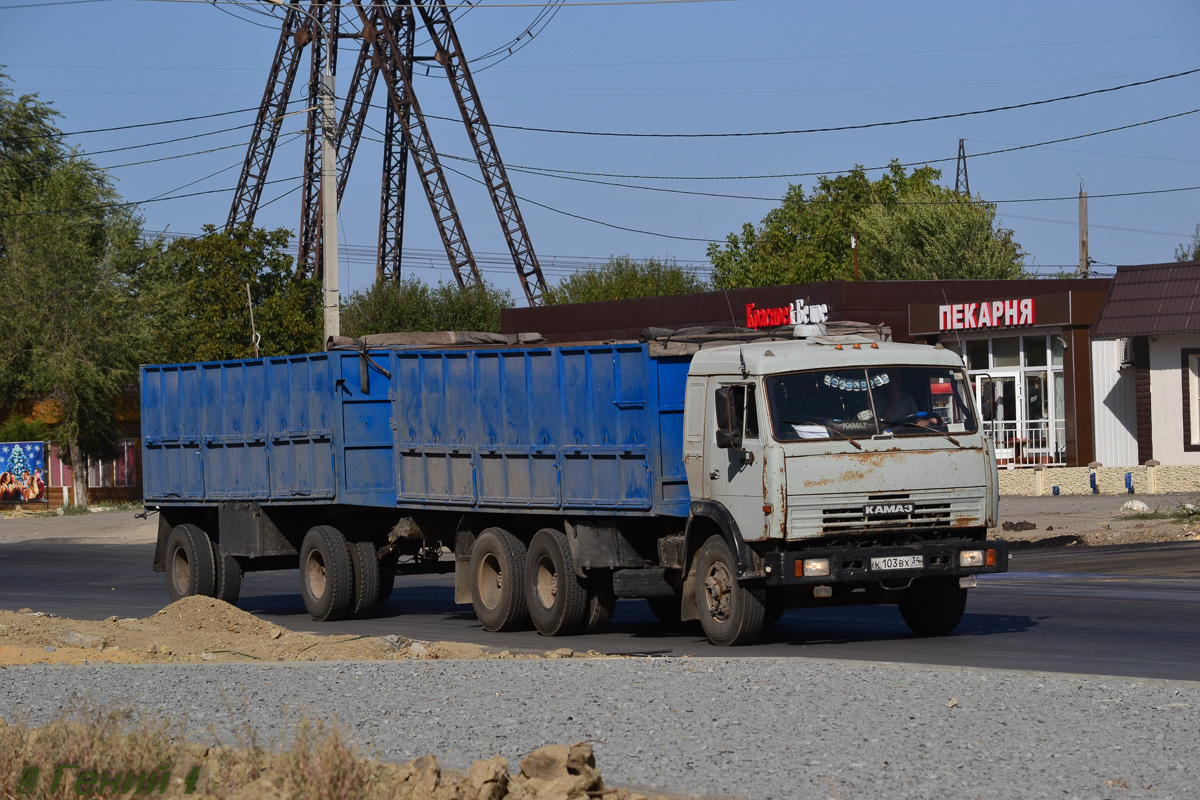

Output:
xmin=266 ymin=0 xmax=340 ymax=341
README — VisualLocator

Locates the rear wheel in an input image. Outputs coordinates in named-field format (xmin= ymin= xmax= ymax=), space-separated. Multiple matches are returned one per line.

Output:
xmin=694 ymin=536 xmax=766 ymax=646
xmin=213 ymin=550 xmax=242 ymax=605
xmin=526 ymin=528 xmax=588 ymax=637
xmin=299 ymin=526 xmax=354 ymax=622
xmin=580 ymin=572 xmax=616 ymax=635
xmin=470 ymin=527 xmax=530 ymax=632
xmin=898 ymin=576 xmax=967 ymax=636
xmin=165 ymin=524 xmax=215 ymax=602
xmin=348 ymin=540 xmax=380 ymax=619
xmin=375 ymin=556 xmax=396 ymax=606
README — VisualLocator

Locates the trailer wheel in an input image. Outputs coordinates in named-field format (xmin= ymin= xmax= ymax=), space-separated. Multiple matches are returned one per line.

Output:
xmin=526 ymin=528 xmax=588 ymax=636
xmin=213 ymin=551 xmax=242 ymax=605
xmin=299 ymin=526 xmax=354 ymax=622
xmin=375 ymin=557 xmax=396 ymax=606
xmin=470 ymin=527 xmax=530 ymax=632
xmin=694 ymin=536 xmax=766 ymax=646
xmin=580 ymin=572 xmax=616 ymax=635
xmin=165 ymin=524 xmax=216 ymax=602
xmin=348 ymin=540 xmax=380 ymax=619
xmin=898 ymin=576 xmax=967 ymax=636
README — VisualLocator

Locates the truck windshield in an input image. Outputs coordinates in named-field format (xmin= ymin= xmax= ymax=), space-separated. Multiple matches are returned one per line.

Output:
xmin=766 ymin=366 xmax=978 ymax=442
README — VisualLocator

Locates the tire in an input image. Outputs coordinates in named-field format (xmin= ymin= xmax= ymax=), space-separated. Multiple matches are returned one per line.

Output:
xmin=898 ymin=576 xmax=968 ymax=636
xmin=470 ymin=527 xmax=530 ymax=632
xmin=165 ymin=524 xmax=216 ymax=603
xmin=694 ymin=536 xmax=766 ymax=646
xmin=375 ymin=556 xmax=396 ymax=606
xmin=348 ymin=540 xmax=380 ymax=619
xmin=299 ymin=525 xmax=354 ymax=622
xmin=526 ymin=528 xmax=588 ymax=637
xmin=580 ymin=572 xmax=616 ymax=635
xmin=213 ymin=550 xmax=242 ymax=605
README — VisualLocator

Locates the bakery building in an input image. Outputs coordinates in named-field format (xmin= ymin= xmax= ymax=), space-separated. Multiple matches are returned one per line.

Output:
xmin=503 ymin=277 xmax=1111 ymax=468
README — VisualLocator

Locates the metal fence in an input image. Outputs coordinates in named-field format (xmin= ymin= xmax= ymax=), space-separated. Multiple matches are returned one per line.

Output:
xmin=985 ymin=419 xmax=1067 ymax=467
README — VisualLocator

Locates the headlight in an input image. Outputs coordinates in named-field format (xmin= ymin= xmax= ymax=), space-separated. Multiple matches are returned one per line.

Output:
xmin=959 ymin=550 xmax=984 ymax=567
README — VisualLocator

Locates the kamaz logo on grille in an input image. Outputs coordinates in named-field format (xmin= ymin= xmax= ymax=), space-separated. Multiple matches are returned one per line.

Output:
xmin=864 ymin=503 xmax=914 ymax=516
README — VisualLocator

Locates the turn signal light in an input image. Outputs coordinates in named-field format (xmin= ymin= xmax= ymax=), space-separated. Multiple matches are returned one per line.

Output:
xmin=986 ymin=548 xmax=996 ymax=567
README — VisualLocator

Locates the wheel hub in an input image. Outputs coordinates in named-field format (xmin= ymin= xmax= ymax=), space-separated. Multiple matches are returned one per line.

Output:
xmin=703 ymin=562 xmax=733 ymax=622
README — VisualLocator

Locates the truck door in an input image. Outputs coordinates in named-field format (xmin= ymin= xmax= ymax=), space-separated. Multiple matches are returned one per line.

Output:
xmin=704 ymin=382 xmax=768 ymax=541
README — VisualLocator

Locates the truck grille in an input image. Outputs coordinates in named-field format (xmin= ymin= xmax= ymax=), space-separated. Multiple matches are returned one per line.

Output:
xmin=786 ymin=490 xmax=986 ymax=538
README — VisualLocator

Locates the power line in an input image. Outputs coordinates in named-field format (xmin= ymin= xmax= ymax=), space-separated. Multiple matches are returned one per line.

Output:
xmin=471 ymin=67 xmax=1200 ymax=138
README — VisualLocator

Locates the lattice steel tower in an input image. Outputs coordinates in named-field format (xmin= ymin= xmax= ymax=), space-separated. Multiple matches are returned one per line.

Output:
xmin=227 ymin=0 xmax=549 ymax=306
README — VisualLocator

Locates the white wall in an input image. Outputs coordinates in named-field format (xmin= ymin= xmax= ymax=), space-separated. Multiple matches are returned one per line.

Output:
xmin=1149 ymin=334 xmax=1200 ymax=465
xmin=1090 ymin=338 xmax=1138 ymax=466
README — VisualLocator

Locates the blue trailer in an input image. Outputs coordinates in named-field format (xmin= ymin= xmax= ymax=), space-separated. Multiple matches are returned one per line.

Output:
xmin=144 ymin=329 xmax=1007 ymax=645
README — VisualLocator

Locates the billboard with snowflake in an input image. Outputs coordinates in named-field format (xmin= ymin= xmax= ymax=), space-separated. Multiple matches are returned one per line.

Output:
xmin=0 ymin=442 xmax=47 ymax=503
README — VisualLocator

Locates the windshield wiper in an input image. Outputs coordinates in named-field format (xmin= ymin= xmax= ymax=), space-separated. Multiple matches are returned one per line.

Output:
xmin=885 ymin=420 xmax=962 ymax=447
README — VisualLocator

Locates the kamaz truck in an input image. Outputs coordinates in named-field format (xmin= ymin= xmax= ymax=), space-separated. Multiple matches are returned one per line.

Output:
xmin=142 ymin=326 xmax=1007 ymax=646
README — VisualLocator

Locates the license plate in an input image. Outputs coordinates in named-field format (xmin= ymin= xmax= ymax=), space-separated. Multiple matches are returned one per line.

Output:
xmin=871 ymin=555 xmax=923 ymax=571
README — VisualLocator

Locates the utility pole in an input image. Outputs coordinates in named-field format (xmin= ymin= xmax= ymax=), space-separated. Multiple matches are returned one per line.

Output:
xmin=1078 ymin=188 xmax=1089 ymax=278
xmin=320 ymin=71 xmax=340 ymax=339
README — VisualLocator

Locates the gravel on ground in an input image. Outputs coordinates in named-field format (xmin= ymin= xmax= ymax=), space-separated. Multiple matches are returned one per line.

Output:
xmin=1 ymin=658 xmax=1196 ymax=800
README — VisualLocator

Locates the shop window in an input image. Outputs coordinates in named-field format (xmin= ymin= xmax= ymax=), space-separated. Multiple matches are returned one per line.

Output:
xmin=1024 ymin=336 xmax=1048 ymax=368
xmin=967 ymin=340 xmax=989 ymax=371
xmin=992 ymin=337 xmax=1020 ymax=368
xmin=1052 ymin=335 xmax=1064 ymax=367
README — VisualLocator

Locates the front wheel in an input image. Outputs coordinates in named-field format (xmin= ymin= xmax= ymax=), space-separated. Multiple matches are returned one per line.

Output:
xmin=165 ymin=524 xmax=215 ymax=602
xmin=694 ymin=536 xmax=766 ymax=646
xmin=526 ymin=528 xmax=588 ymax=637
xmin=898 ymin=576 xmax=967 ymax=636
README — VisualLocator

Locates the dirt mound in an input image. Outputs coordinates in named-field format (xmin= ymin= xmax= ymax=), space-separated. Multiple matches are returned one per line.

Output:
xmin=0 ymin=598 xmax=609 ymax=666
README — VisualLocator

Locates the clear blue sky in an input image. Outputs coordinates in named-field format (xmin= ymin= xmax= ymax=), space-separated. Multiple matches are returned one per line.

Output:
xmin=2 ymin=0 xmax=1198 ymax=305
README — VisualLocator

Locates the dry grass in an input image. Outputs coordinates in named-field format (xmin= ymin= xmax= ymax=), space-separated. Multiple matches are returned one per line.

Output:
xmin=0 ymin=701 xmax=392 ymax=800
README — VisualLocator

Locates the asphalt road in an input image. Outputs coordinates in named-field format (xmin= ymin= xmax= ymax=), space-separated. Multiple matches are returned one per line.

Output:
xmin=2 ymin=538 xmax=1197 ymax=681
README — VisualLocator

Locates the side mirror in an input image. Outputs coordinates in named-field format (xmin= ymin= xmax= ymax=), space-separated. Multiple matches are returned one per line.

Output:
xmin=714 ymin=386 xmax=743 ymax=449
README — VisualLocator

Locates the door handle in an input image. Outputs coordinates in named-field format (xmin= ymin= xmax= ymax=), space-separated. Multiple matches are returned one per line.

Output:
xmin=709 ymin=470 xmax=719 ymax=479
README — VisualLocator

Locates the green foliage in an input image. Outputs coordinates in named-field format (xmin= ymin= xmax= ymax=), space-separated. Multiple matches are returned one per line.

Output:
xmin=541 ymin=255 xmax=708 ymax=304
xmin=340 ymin=277 xmax=513 ymax=337
xmin=140 ymin=223 xmax=322 ymax=363
xmin=853 ymin=186 xmax=1026 ymax=280
xmin=0 ymin=415 xmax=51 ymax=443
xmin=0 ymin=69 xmax=65 ymax=224
xmin=708 ymin=161 xmax=1026 ymax=288
xmin=0 ymin=135 xmax=148 ymax=467
xmin=1176 ymin=224 xmax=1200 ymax=262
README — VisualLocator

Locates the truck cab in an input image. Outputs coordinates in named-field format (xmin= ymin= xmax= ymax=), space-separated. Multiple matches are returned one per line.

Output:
xmin=676 ymin=332 xmax=1005 ymax=645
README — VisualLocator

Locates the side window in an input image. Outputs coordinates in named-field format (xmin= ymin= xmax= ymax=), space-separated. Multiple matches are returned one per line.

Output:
xmin=715 ymin=384 xmax=758 ymax=442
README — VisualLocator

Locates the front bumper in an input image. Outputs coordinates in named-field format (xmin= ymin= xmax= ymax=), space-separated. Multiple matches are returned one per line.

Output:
xmin=762 ymin=539 xmax=1008 ymax=587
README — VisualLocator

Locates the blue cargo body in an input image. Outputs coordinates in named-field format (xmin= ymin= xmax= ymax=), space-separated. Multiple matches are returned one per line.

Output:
xmin=142 ymin=343 xmax=691 ymax=518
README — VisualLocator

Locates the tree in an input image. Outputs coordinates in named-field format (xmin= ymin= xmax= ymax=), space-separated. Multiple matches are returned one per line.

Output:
xmin=340 ymin=277 xmax=513 ymax=337
xmin=1176 ymin=224 xmax=1200 ymax=262
xmin=0 ymin=140 xmax=149 ymax=507
xmin=140 ymin=224 xmax=322 ymax=363
xmin=541 ymin=255 xmax=708 ymax=304
xmin=853 ymin=185 xmax=1026 ymax=280
xmin=708 ymin=161 xmax=1026 ymax=288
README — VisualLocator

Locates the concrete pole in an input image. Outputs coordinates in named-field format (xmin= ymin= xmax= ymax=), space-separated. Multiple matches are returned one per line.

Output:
xmin=1078 ymin=190 xmax=1089 ymax=278
xmin=320 ymin=71 xmax=340 ymax=341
